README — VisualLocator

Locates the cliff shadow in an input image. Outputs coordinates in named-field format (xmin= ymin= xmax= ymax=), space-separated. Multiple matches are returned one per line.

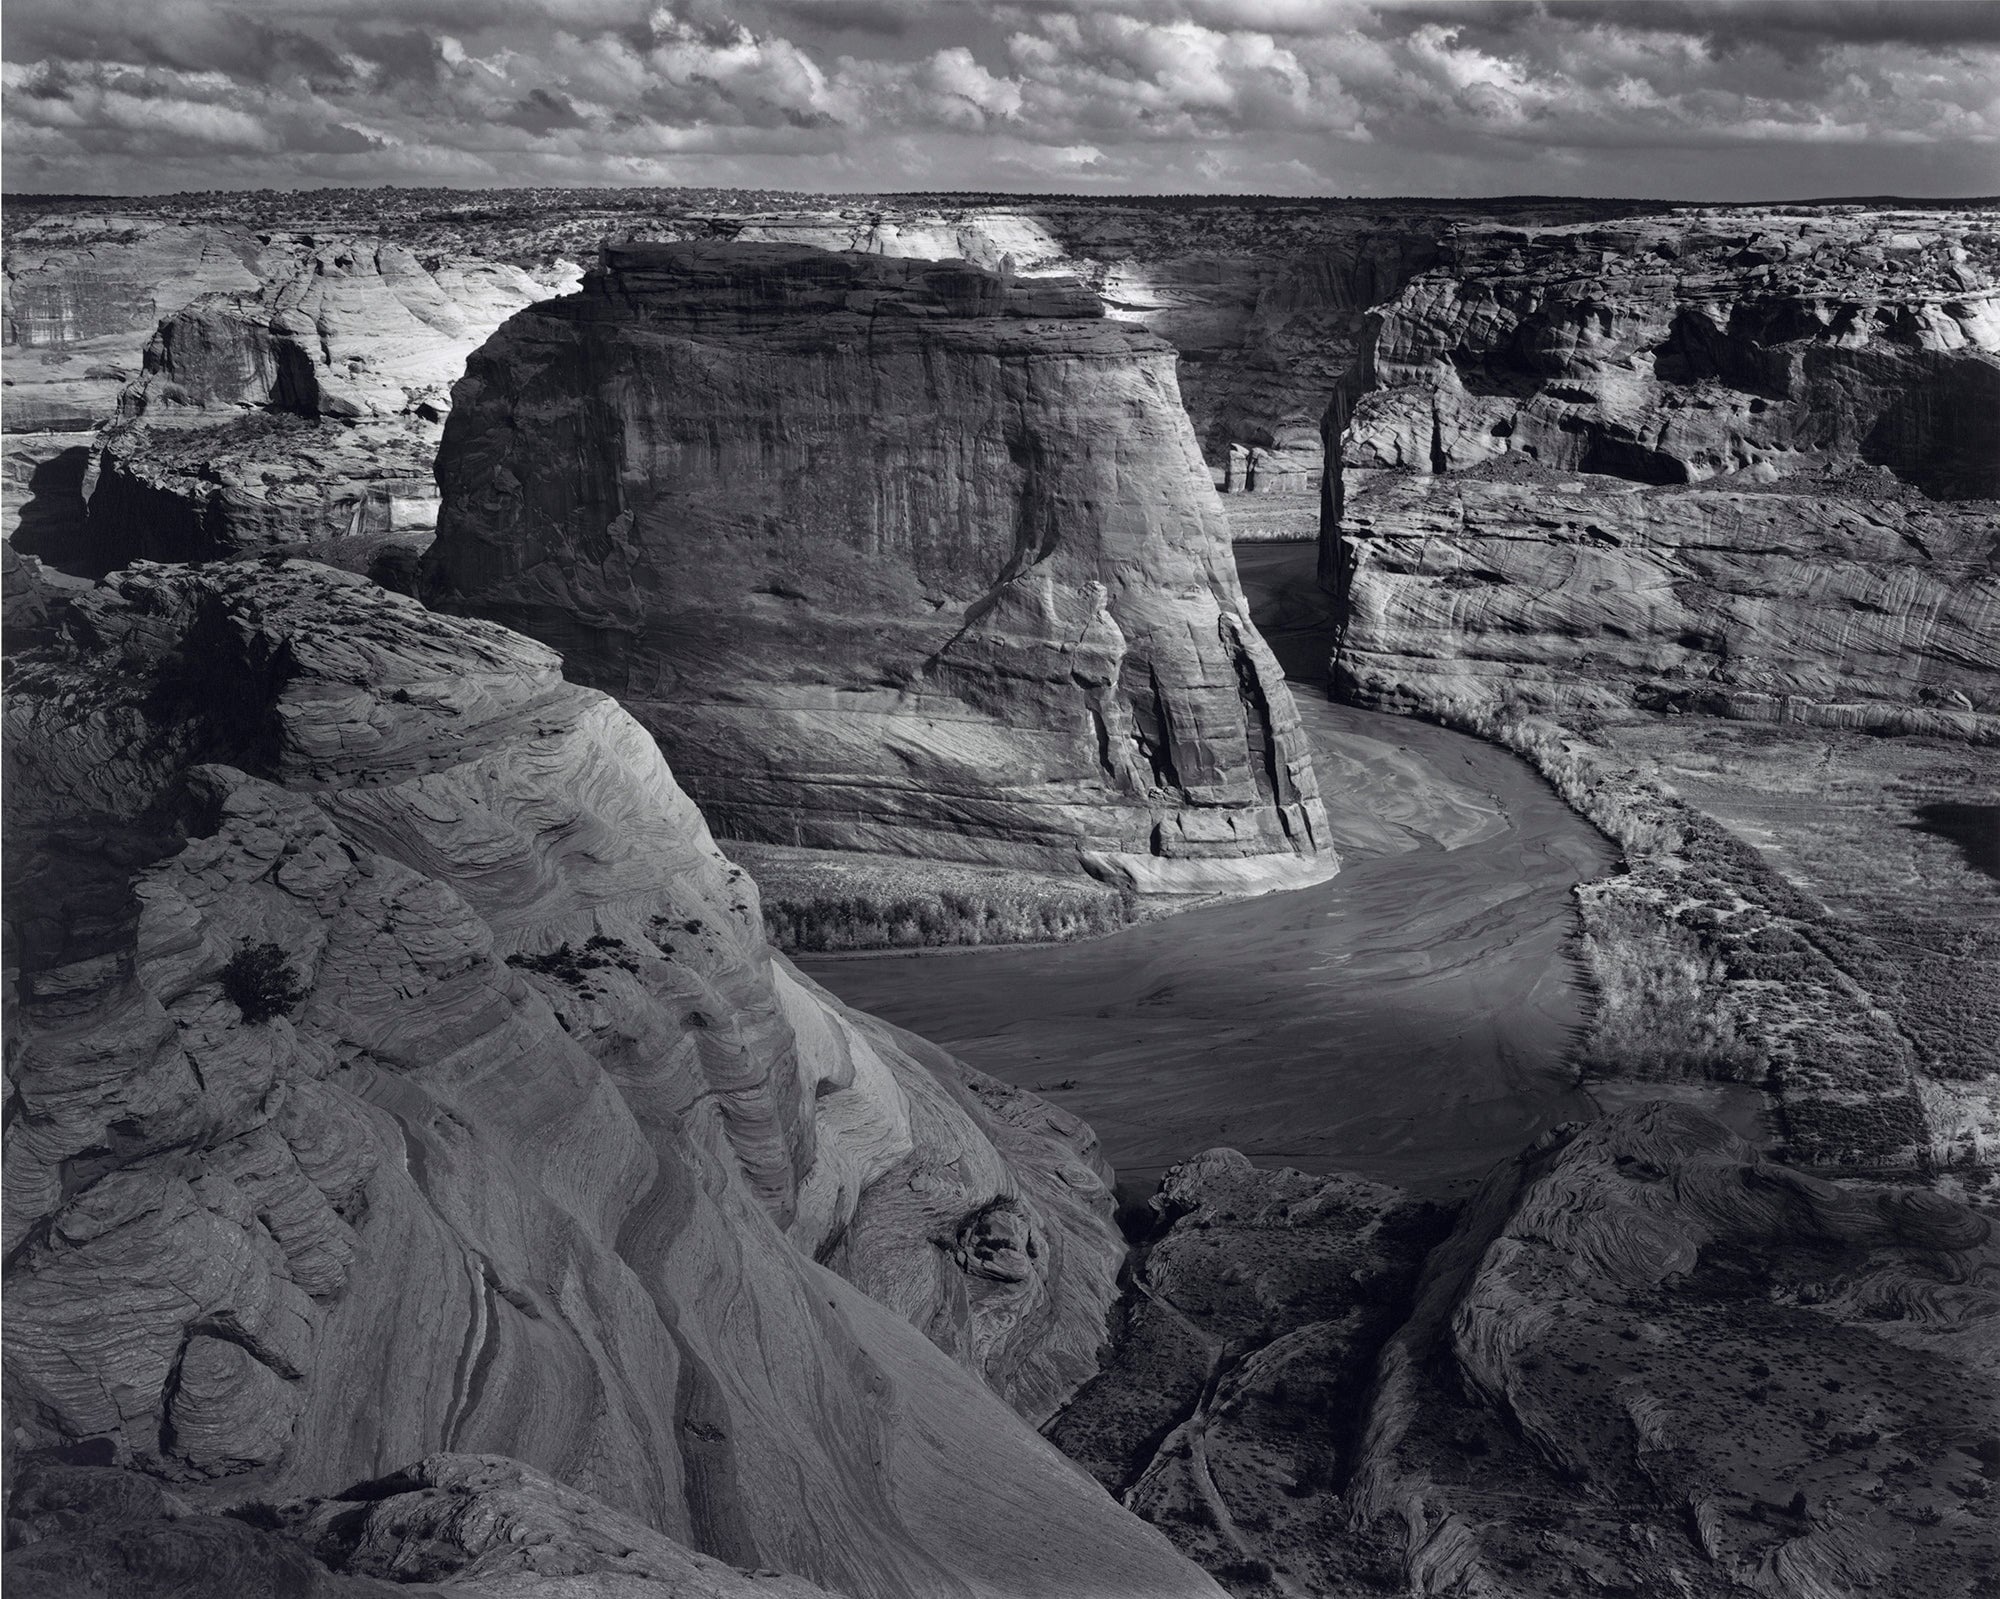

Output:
xmin=10 ymin=445 xmax=92 ymax=566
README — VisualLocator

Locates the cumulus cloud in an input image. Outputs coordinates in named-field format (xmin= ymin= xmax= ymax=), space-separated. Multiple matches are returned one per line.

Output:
xmin=2 ymin=0 xmax=1993 ymax=195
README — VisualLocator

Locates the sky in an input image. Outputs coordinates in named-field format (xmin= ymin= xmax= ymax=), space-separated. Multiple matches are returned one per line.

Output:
xmin=3 ymin=0 xmax=1997 ymax=198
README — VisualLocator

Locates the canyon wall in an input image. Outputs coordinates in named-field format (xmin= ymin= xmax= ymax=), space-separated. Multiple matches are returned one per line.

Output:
xmin=2 ymin=559 xmax=1214 ymax=1599
xmin=424 ymin=243 xmax=1333 ymax=893
xmin=1326 ymin=208 xmax=2000 ymax=733
xmin=6 ymin=227 xmax=575 ymax=576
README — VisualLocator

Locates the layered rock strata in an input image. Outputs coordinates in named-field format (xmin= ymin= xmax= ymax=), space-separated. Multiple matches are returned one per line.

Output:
xmin=1332 ymin=460 xmax=2000 ymax=737
xmin=1327 ymin=209 xmax=2000 ymax=731
xmin=2 ymin=560 xmax=1213 ymax=1599
xmin=425 ymin=243 xmax=1333 ymax=894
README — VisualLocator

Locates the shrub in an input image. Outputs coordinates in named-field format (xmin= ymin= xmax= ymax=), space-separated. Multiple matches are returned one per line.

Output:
xmin=220 ymin=942 xmax=307 ymax=1024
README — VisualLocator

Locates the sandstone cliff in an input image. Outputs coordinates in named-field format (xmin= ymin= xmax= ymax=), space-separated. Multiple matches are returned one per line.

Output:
xmin=424 ymin=243 xmax=1333 ymax=895
xmin=1333 ymin=459 xmax=2000 ymax=737
xmin=1327 ymin=208 xmax=2000 ymax=732
xmin=3 ymin=560 xmax=1215 ymax=1599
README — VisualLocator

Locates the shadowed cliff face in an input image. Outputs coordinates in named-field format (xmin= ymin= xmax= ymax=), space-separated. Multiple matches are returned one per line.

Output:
xmin=1 ymin=560 xmax=1218 ymax=1599
xmin=424 ymin=243 xmax=1334 ymax=895
xmin=1326 ymin=209 xmax=2000 ymax=735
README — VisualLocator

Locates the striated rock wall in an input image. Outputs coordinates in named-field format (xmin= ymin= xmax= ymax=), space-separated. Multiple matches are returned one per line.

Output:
xmin=2 ymin=561 xmax=1213 ymax=1599
xmin=1327 ymin=209 xmax=2000 ymax=731
xmin=425 ymin=243 xmax=1333 ymax=894
xmin=1332 ymin=463 xmax=2000 ymax=737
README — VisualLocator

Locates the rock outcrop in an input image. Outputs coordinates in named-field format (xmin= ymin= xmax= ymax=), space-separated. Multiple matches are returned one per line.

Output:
xmin=1044 ymin=1150 xmax=1448 ymax=1590
xmin=1062 ymin=1107 xmax=1999 ymax=1597
xmin=1344 ymin=1103 xmax=2000 ymax=1599
xmin=425 ymin=243 xmax=1333 ymax=895
xmin=4 ymin=1453 xmax=843 ymax=1597
xmin=1327 ymin=209 xmax=2000 ymax=732
xmin=3 ymin=560 xmax=1215 ymax=1599
xmin=3 ymin=220 xmax=267 ymax=432
xmin=122 ymin=241 xmax=569 ymax=424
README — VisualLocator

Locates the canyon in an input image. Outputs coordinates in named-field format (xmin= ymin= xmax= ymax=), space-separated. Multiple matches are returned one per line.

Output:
xmin=5 ymin=189 xmax=1997 ymax=1599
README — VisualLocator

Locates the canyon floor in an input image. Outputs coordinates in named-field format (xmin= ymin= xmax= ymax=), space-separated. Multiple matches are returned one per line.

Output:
xmin=804 ymin=542 xmax=1763 ymax=1198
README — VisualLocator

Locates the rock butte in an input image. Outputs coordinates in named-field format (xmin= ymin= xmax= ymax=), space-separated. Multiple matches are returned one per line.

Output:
xmin=2 ymin=559 xmax=1217 ymax=1599
xmin=424 ymin=242 xmax=1334 ymax=895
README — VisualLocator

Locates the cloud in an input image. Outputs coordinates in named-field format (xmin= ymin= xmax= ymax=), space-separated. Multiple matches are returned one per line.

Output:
xmin=3 ymin=0 xmax=1993 ymax=196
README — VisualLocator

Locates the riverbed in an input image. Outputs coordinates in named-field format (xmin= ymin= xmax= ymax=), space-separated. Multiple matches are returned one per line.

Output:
xmin=800 ymin=543 xmax=1617 ymax=1198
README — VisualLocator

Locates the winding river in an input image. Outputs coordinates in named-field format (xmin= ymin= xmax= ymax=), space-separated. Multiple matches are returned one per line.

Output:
xmin=800 ymin=542 xmax=1616 ymax=1200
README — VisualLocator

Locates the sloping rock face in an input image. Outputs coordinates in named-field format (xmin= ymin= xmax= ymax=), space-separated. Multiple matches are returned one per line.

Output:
xmin=2 ymin=561 xmax=1213 ymax=1599
xmin=1061 ymin=1107 xmax=1999 ymax=1598
xmin=1328 ymin=209 xmax=2000 ymax=730
xmin=425 ymin=243 xmax=1333 ymax=894
xmin=4 ymin=1453 xmax=842 ymax=1597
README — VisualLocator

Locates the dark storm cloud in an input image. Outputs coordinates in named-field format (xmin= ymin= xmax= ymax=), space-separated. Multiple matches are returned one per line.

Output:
xmin=1540 ymin=1 xmax=2000 ymax=49
xmin=765 ymin=0 xmax=915 ymax=37
xmin=502 ymin=88 xmax=593 ymax=135
xmin=4 ymin=0 xmax=1994 ymax=196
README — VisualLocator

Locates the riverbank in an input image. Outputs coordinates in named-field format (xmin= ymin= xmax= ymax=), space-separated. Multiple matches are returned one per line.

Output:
xmin=802 ymin=543 xmax=1617 ymax=1199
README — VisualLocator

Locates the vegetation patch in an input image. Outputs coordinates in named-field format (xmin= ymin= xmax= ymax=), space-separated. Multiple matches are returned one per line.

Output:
xmin=728 ymin=843 xmax=1133 ymax=953
xmin=505 ymin=932 xmax=641 ymax=984
xmin=1404 ymin=691 xmax=1949 ymax=1168
xmin=220 ymin=941 xmax=307 ymax=1024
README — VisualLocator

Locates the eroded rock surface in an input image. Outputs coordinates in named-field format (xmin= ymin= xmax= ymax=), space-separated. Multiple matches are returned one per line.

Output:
xmin=425 ymin=243 xmax=1333 ymax=895
xmin=1045 ymin=1149 xmax=1447 ymax=1592
xmin=1333 ymin=458 xmax=2000 ymax=737
xmin=1065 ymin=1107 xmax=1999 ymax=1598
xmin=1345 ymin=1103 xmax=2000 ymax=1599
xmin=2 ymin=560 xmax=1212 ymax=1599
xmin=3 ymin=1453 xmax=842 ymax=1598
